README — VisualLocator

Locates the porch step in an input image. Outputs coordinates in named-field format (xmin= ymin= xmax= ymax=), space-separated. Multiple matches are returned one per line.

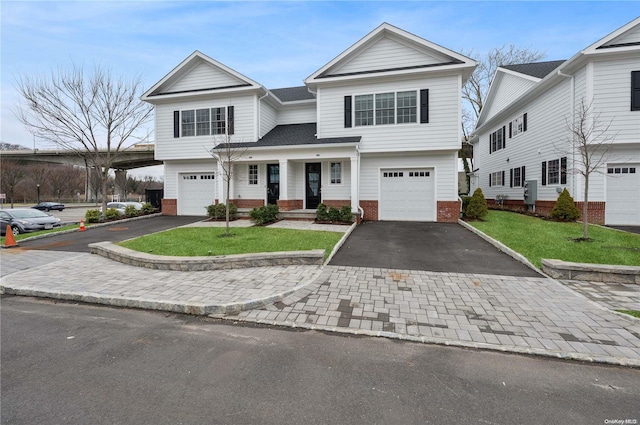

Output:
xmin=237 ymin=208 xmax=317 ymax=221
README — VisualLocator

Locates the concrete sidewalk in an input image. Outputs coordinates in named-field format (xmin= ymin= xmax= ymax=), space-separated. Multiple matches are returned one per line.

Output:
xmin=1 ymin=221 xmax=639 ymax=366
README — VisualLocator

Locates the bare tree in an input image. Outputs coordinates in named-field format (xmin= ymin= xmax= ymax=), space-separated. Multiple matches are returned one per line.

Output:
xmin=15 ymin=65 xmax=153 ymax=214
xmin=48 ymin=165 xmax=84 ymax=202
xmin=27 ymin=163 xmax=50 ymax=202
xmin=560 ymin=100 xmax=615 ymax=240
xmin=208 ymin=132 xmax=247 ymax=237
xmin=0 ymin=160 xmax=26 ymax=208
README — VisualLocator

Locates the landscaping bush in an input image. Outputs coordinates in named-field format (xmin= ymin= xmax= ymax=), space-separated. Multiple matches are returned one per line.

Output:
xmin=85 ymin=209 xmax=101 ymax=223
xmin=327 ymin=206 xmax=341 ymax=222
xmin=465 ymin=188 xmax=488 ymax=219
xmin=249 ymin=204 xmax=279 ymax=226
xmin=207 ymin=203 xmax=238 ymax=220
xmin=550 ymin=188 xmax=581 ymax=221
xmin=124 ymin=205 xmax=138 ymax=217
xmin=340 ymin=205 xmax=353 ymax=223
xmin=104 ymin=208 xmax=121 ymax=220
xmin=461 ymin=196 xmax=471 ymax=215
xmin=141 ymin=203 xmax=155 ymax=214
xmin=316 ymin=203 xmax=329 ymax=221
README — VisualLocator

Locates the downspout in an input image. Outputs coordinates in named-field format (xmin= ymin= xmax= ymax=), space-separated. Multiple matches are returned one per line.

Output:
xmin=356 ymin=144 xmax=364 ymax=220
xmin=557 ymin=70 xmax=576 ymax=198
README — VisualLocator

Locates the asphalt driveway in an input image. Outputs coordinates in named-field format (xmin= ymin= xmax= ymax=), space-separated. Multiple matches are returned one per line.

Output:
xmin=329 ymin=221 xmax=541 ymax=277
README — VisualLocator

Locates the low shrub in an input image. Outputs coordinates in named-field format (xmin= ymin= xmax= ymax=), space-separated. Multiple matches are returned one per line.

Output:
xmin=340 ymin=205 xmax=353 ymax=222
xmin=460 ymin=196 xmax=471 ymax=215
xmin=249 ymin=204 xmax=279 ymax=226
xmin=124 ymin=205 xmax=138 ymax=217
xmin=141 ymin=203 xmax=155 ymax=214
xmin=85 ymin=209 xmax=101 ymax=223
xmin=207 ymin=203 xmax=238 ymax=220
xmin=465 ymin=188 xmax=488 ymax=219
xmin=316 ymin=203 xmax=353 ymax=223
xmin=551 ymin=188 xmax=581 ymax=221
xmin=316 ymin=203 xmax=329 ymax=221
xmin=327 ymin=206 xmax=341 ymax=222
xmin=104 ymin=208 xmax=121 ymax=220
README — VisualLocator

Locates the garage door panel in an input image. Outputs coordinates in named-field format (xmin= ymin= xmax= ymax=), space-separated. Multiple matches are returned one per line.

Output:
xmin=380 ymin=169 xmax=434 ymax=221
xmin=606 ymin=165 xmax=639 ymax=225
xmin=179 ymin=173 xmax=216 ymax=216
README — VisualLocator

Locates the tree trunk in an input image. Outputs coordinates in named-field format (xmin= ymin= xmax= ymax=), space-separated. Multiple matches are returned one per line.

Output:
xmin=225 ymin=169 xmax=231 ymax=237
xmin=582 ymin=176 xmax=589 ymax=240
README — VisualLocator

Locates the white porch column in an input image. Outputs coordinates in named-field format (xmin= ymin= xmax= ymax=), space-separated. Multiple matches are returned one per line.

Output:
xmin=279 ymin=160 xmax=289 ymax=200
xmin=350 ymin=155 xmax=359 ymax=212
xmin=216 ymin=160 xmax=225 ymax=203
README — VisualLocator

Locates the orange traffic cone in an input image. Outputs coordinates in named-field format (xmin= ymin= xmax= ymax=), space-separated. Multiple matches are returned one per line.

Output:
xmin=79 ymin=219 xmax=86 ymax=232
xmin=4 ymin=225 xmax=18 ymax=248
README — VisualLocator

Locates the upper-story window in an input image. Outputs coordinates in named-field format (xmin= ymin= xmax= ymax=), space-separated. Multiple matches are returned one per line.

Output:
xmin=174 ymin=106 xmax=234 ymax=138
xmin=632 ymin=71 xmax=640 ymax=111
xmin=509 ymin=113 xmax=528 ymax=138
xmin=397 ymin=91 xmax=417 ymax=123
xmin=354 ymin=95 xmax=374 ymax=126
xmin=489 ymin=126 xmax=506 ymax=154
xmin=353 ymin=91 xmax=417 ymax=127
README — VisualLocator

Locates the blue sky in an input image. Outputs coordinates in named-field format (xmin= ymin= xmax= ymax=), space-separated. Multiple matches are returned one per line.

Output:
xmin=1 ymin=1 xmax=637 ymax=177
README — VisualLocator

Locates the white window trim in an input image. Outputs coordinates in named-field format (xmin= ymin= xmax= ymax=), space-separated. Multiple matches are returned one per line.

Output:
xmin=352 ymin=89 xmax=419 ymax=127
xmin=248 ymin=164 xmax=259 ymax=186
xmin=180 ymin=106 xmax=228 ymax=138
xmin=329 ymin=162 xmax=343 ymax=185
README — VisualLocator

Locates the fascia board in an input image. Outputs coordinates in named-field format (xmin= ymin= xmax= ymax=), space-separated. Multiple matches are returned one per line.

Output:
xmin=582 ymin=16 xmax=640 ymax=54
xmin=143 ymin=85 xmax=261 ymax=103
xmin=499 ymin=67 xmax=541 ymax=82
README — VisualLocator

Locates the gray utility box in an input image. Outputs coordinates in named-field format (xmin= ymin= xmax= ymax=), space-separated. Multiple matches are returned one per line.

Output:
xmin=523 ymin=180 xmax=537 ymax=205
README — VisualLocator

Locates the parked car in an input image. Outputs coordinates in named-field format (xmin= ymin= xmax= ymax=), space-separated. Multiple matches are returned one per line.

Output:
xmin=101 ymin=202 xmax=144 ymax=215
xmin=0 ymin=209 xmax=61 ymax=236
xmin=32 ymin=201 xmax=65 ymax=212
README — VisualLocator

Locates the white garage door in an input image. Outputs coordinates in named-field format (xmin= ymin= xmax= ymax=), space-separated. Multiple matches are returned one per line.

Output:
xmin=179 ymin=173 xmax=216 ymax=216
xmin=380 ymin=169 xmax=435 ymax=221
xmin=606 ymin=165 xmax=640 ymax=225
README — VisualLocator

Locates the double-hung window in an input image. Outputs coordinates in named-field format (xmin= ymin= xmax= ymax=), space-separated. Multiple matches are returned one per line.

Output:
xmin=353 ymin=91 xmax=418 ymax=127
xmin=248 ymin=165 xmax=258 ymax=185
xmin=175 ymin=106 xmax=233 ymax=138
xmin=397 ymin=91 xmax=417 ymax=123
xmin=510 ymin=166 xmax=526 ymax=187
xmin=354 ymin=95 xmax=374 ymax=126
xmin=541 ymin=157 xmax=567 ymax=185
xmin=330 ymin=162 xmax=342 ymax=184
xmin=196 ymin=109 xmax=210 ymax=136
xmin=212 ymin=107 xmax=226 ymax=135
xmin=489 ymin=126 xmax=505 ymax=153
xmin=375 ymin=93 xmax=395 ymax=125
xmin=181 ymin=110 xmax=195 ymax=137
xmin=489 ymin=171 xmax=504 ymax=187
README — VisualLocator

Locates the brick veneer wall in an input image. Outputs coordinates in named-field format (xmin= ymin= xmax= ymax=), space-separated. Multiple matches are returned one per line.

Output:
xmin=277 ymin=199 xmax=303 ymax=211
xmin=322 ymin=200 xmax=351 ymax=209
xmin=230 ymin=199 xmax=264 ymax=209
xmin=360 ymin=200 xmax=378 ymax=221
xmin=487 ymin=198 xmax=606 ymax=224
xmin=437 ymin=200 xmax=461 ymax=223
xmin=162 ymin=199 xmax=177 ymax=216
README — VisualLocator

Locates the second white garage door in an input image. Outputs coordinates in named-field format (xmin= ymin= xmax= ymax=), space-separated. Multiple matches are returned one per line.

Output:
xmin=379 ymin=169 xmax=435 ymax=221
xmin=606 ymin=165 xmax=640 ymax=225
xmin=179 ymin=173 xmax=216 ymax=216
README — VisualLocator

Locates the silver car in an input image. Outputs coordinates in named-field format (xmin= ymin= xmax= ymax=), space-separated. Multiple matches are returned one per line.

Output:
xmin=0 ymin=208 xmax=61 ymax=236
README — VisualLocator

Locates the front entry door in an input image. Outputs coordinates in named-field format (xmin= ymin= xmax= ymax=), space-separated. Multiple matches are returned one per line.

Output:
xmin=267 ymin=164 xmax=280 ymax=205
xmin=305 ymin=162 xmax=321 ymax=209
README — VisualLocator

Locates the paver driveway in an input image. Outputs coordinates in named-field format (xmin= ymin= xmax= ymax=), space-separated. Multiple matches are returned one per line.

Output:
xmin=329 ymin=221 xmax=540 ymax=276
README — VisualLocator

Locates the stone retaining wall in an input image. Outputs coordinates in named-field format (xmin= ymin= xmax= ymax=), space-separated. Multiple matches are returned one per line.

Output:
xmin=89 ymin=242 xmax=324 ymax=271
xmin=542 ymin=259 xmax=640 ymax=284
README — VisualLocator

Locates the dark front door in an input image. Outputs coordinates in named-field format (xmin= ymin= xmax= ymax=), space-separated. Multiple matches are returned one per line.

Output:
xmin=305 ymin=162 xmax=321 ymax=209
xmin=267 ymin=164 xmax=279 ymax=205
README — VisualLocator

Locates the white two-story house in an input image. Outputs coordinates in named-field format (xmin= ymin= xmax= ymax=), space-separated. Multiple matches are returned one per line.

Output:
xmin=471 ymin=17 xmax=640 ymax=226
xmin=142 ymin=23 xmax=476 ymax=222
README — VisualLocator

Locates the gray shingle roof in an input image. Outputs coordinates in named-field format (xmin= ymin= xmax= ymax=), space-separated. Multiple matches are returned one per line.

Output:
xmin=502 ymin=60 xmax=566 ymax=79
xmin=270 ymin=86 xmax=316 ymax=102
xmin=214 ymin=123 xmax=360 ymax=149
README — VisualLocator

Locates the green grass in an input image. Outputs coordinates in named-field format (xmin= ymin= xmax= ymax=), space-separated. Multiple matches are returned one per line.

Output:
xmin=1 ymin=224 xmax=78 ymax=244
xmin=617 ymin=310 xmax=640 ymax=319
xmin=467 ymin=210 xmax=640 ymax=268
xmin=118 ymin=227 xmax=344 ymax=259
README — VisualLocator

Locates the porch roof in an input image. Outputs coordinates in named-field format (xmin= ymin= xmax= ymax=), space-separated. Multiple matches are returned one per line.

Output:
xmin=215 ymin=123 xmax=361 ymax=149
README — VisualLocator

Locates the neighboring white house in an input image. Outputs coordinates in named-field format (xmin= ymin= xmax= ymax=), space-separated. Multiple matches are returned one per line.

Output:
xmin=141 ymin=23 xmax=476 ymax=221
xmin=470 ymin=17 xmax=640 ymax=225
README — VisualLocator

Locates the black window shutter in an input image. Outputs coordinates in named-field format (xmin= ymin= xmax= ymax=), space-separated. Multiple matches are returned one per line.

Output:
xmin=523 ymin=113 xmax=528 ymax=131
xmin=632 ymin=71 xmax=640 ymax=111
xmin=489 ymin=134 xmax=493 ymax=154
xmin=344 ymin=96 xmax=352 ymax=128
xmin=502 ymin=126 xmax=506 ymax=149
xmin=502 ymin=170 xmax=505 ymax=186
xmin=489 ymin=174 xmax=492 ymax=187
xmin=510 ymin=168 xmax=513 ymax=188
xmin=522 ymin=166 xmax=526 ymax=183
xmin=227 ymin=106 xmax=234 ymax=135
xmin=561 ymin=157 xmax=567 ymax=184
xmin=509 ymin=122 xmax=512 ymax=138
xmin=542 ymin=161 xmax=547 ymax=186
xmin=173 ymin=111 xmax=180 ymax=138
xmin=420 ymin=89 xmax=429 ymax=123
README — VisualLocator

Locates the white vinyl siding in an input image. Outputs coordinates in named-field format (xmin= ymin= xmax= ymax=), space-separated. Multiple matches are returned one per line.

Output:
xmin=260 ymin=101 xmax=277 ymax=138
xmin=605 ymin=25 xmax=640 ymax=46
xmin=277 ymin=104 xmax=317 ymax=125
xmin=322 ymin=161 xmax=351 ymax=200
xmin=165 ymin=60 xmax=243 ymax=93
xmin=481 ymin=72 xmax=538 ymax=124
xmin=330 ymin=34 xmax=450 ymax=76
xmin=317 ymin=75 xmax=460 ymax=152
xmin=155 ymin=94 xmax=255 ymax=161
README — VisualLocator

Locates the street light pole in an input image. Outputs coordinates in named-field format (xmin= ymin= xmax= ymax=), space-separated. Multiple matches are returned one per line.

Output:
xmin=36 ymin=184 xmax=40 ymax=203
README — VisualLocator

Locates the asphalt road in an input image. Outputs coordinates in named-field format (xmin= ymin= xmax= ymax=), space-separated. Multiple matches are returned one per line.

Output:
xmin=330 ymin=221 xmax=541 ymax=276
xmin=2 ymin=297 xmax=639 ymax=425
xmin=15 ymin=215 xmax=204 ymax=252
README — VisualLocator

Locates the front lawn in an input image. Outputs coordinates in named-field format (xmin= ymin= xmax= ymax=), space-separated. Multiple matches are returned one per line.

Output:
xmin=118 ymin=227 xmax=344 ymax=259
xmin=467 ymin=210 xmax=640 ymax=268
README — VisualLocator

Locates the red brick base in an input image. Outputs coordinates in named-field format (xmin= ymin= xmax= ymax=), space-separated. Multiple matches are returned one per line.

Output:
xmin=161 ymin=199 xmax=177 ymax=216
xmin=487 ymin=198 xmax=606 ymax=224
xmin=322 ymin=200 xmax=351 ymax=209
xmin=277 ymin=199 xmax=303 ymax=211
xmin=437 ymin=200 xmax=461 ymax=223
xmin=230 ymin=199 xmax=264 ymax=209
xmin=360 ymin=200 xmax=378 ymax=221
